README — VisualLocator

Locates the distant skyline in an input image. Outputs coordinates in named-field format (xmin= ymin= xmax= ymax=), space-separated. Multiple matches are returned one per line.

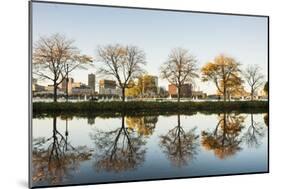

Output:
xmin=32 ymin=2 xmax=268 ymax=94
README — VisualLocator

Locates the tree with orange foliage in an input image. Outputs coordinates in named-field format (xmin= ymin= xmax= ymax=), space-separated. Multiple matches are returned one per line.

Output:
xmin=201 ymin=55 xmax=242 ymax=101
xmin=201 ymin=113 xmax=244 ymax=159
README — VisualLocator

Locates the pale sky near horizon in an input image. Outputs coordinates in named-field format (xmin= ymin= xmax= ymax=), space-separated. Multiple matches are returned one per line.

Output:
xmin=32 ymin=2 xmax=268 ymax=94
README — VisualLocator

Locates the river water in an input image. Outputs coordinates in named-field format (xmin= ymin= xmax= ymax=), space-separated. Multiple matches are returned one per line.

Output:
xmin=31 ymin=112 xmax=268 ymax=187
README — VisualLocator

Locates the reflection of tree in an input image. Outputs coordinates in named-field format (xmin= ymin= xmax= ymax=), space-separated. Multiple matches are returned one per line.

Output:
xmin=243 ymin=114 xmax=266 ymax=148
xmin=159 ymin=114 xmax=199 ymax=167
xmin=264 ymin=114 xmax=269 ymax=127
xmin=126 ymin=116 xmax=158 ymax=136
xmin=91 ymin=115 xmax=146 ymax=172
xmin=201 ymin=113 xmax=244 ymax=159
xmin=32 ymin=116 xmax=92 ymax=185
xmin=87 ymin=117 xmax=96 ymax=125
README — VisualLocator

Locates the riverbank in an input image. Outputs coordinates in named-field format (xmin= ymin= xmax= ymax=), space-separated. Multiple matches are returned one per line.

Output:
xmin=33 ymin=101 xmax=268 ymax=116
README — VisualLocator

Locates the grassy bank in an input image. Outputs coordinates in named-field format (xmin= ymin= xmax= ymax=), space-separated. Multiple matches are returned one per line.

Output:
xmin=33 ymin=101 xmax=268 ymax=116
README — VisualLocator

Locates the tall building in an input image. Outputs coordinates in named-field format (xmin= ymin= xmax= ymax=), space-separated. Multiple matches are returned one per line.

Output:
xmin=72 ymin=84 xmax=93 ymax=95
xmin=139 ymin=75 xmax=158 ymax=96
xmin=168 ymin=83 xmax=192 ymax=98
xmin=99 ymin=79 xmax=117 ymax=95
xmin=88 ymin=73 xmax=95 ymax=93
xmin=60 ymin=77 xmax=74 ymax=94
xmin=192 ymin=91 xmax=207 ymax=99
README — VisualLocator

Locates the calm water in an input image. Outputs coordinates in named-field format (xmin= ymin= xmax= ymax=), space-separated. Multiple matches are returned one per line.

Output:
xmin=32 ymin=112 xmax=268 ymax=187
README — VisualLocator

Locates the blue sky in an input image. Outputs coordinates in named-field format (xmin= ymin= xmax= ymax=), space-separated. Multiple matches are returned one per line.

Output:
xmin=32 ymin=2 xmax=268 ymax=94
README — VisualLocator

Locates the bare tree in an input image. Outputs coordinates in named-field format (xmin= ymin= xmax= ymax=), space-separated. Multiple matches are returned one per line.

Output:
xmin=97 ymin=44 xmax=146 ymax=101
xmin=32 ymin=116 xmax=92 ymax=185
xmin=159 ymin=114 xmax=199 ymax=167
xmin=33 ymin=33 xmax=93 ymax=102
xmin=160 ymin=48 xmax=198 ymax=102
xmin=242 ymin=113 xmax=266 ymax=148
xmin=90 ymin=115 xmax=146 ymax=172
xmin=243 ymin=65 xmax=264 ymax=100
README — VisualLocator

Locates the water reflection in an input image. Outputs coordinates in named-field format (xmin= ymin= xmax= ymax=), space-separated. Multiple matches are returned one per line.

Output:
xmin=91 ymin=114 xmax=148 ymax=172
xmin=126 ymin=116 xmax=158 ymax=136
xmin=264 ymin=114 xmax=268 ymax=127
xmin=32 ymin=116 xmax=92 ymax=184
xmin=159 ymin=114 xmax=199 ymax=167
xmin=201 ymin=113 xmax=245 ymax=159
xmin=242 ymin=113 xmax=266 ymax=148
xmin=32 ymin=112 xmax=268 ymax=187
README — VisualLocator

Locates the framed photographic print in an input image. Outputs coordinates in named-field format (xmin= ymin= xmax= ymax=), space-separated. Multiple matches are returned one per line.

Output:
xmin=29 ymin=0 xmax=269 ymax=188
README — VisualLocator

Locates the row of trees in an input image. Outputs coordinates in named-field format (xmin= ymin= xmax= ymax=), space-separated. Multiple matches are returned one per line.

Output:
xmin=33 ymin=34 xmax=268 ymax=102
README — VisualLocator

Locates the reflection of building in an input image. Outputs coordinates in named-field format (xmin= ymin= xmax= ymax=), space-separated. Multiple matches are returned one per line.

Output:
xmin=88 ymin=73 xmax=95 ymax=93
xmin=126 ymin=116 xmax=158 ymax=136
xmin=168 ymin=84 xmax=192 ymax=97
xmin=99 ymin=79 xmax=117 ymax=95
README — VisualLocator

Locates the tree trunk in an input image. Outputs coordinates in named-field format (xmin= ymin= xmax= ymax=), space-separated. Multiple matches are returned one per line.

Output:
xmin=251 ymin=113 xmax=253 ymax=127
xmin=53 ymin=81 xmax=58 ymax=102
xmin=53 ymin=116 xmax=57 ymax=135
xmin=177 ymin=85 xmax=181 ymax=103
xmin=223 ymin=85 xmax=226 ymax=102
xmin=222 ymin=113 xmax=226 ymax=147
xmin=121 ymin=114 xmax=125 ymax=128
xmin=251 ymin=87 xmax=254 ymax=101
xmin=122 ymin=87 xmax=125 ymax=102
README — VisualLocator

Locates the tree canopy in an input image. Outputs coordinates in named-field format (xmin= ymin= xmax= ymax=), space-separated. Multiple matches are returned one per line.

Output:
xmin=160 ymin=48 xmax=198 ymax=102
xmin=97 ymin=44 xmax=146 ymax=101
xmin=33 ymin=33 xmax=93 ymax=101
xmin=201 ymin=54 xmax=242 ymax=101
